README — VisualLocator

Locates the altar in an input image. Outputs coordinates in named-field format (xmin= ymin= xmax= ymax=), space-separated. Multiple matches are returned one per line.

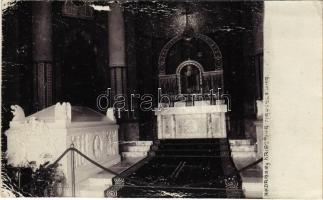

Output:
xmin=155 ymin=101 xmax=227 ymax=139
xmin=155 ymin=32 xmax=228 ymax=139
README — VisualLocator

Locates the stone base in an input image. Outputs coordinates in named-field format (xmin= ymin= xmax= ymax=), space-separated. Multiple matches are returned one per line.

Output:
xmin=73 ymin=155 xmax=121 ymax=186
xmin=120 ymin=122 xmax=140 ymax=141
xmin=240 ymin=170 xmax=263 ymax=198
xmin=74 ymin=157 xmax=145 ymax=197
xmin=120 ymin=141 xmax=152 ymax=158
xmin=229 ymin=139 xmax=263 ymax=198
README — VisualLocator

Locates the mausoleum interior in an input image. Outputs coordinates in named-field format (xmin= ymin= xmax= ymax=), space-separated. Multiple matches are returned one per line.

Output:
xmin=2 ymin=1 xmax=263 ymax=198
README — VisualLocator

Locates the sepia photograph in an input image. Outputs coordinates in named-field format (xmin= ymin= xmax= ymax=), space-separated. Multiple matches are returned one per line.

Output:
xmin=3 ymin=0 xmax=311 ymax=198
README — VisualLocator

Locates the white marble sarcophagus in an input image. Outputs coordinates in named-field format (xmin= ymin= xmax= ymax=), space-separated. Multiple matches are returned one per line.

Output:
xmin=5 ymin=103 xmax=120 ymax=192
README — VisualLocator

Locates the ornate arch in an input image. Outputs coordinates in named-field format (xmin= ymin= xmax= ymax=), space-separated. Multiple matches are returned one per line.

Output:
xmin=176 ymin=60 xmax=204 ymax=74
xmin=158 ymin=33 xmax=223 ymax=75
xmin=176 ymin=60 xmax=203 ymax=94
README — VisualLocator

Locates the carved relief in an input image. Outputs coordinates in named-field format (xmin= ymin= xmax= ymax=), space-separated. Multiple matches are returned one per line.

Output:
xmin=106 ymin=108 xmax=117 ymax=123
xmin=211 ymin=115 xmax=221 ymax=137
xmin=21 ymin=117 xmax=48 ymax=134
xmin=177 ymin=114 xmax=207 ymax=138
xmin=93 ymin=135 xmax=103 ymax=159
xmin=162 ymin=116 xmax=173 ymax=136
xmin=10 ymin=105 xmax=25 ymax=121
xmin=55 ymin=102 xmax=72 ymax=121
xmin=106 ymin=130 xmax=118 ymax=156
xmin=156 ymin=107 xmax=227 ymax=139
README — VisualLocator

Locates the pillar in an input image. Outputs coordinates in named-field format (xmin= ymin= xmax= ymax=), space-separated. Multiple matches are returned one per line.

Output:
xmin=108 ymin=3 xmax=127 ymax=97
xmin=108 ymin=3 xmax=139 ymax=141
xmin=32 ymin=1 xmax=53 ymax=111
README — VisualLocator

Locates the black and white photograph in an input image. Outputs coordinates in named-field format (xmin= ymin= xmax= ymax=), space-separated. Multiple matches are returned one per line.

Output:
xmin=0 ymin=0 xmax=321 ymax=198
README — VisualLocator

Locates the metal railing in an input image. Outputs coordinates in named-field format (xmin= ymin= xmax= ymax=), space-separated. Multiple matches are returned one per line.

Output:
xmin=48 ymin=143 xmax=262 ymax=197
xmin=237 ymin=157 xmax=263 ymax=173
xmin=183 ymin=157 xmax=263 ymax=188
xmin=49 ymin=144 xmax=119 ymax=197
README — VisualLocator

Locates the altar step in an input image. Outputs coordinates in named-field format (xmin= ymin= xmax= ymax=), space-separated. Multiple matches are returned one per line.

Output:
xmin=76 ymin=157 xmax=146 ymax=197
xmin=152 ymin=139 xmax=223 ymax=157
xmin=108 ymin=139 xmax=244 ymax=198
xmin=78 ymin=177 xmax=112 ymax=197
xmin=229 ymin=139 xmax=257 ymax=158
xmin=154 ymin=148 xmax=223 ymax=157
xmin=121 ymin=141 xmax=152 ymax=158
xmin=240 ymin=167 xmax=263 ymax=198
xmin=229 ymin=139 xmax=262 ymax=198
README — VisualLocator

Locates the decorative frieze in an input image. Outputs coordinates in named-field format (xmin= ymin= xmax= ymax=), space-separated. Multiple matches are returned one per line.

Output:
xmin=155 ymin=104 xmax=227 ymax=139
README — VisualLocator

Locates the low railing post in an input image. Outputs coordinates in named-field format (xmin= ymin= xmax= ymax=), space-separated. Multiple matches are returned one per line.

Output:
xmin=70 ymin=143 xmax=75 ymax=197
xmin=17 ymin=169 xmax=21 ymax=189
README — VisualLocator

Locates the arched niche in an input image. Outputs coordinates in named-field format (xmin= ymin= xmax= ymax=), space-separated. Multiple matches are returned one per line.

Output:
xmin=158 ymin=33 xmax=223 ymax=75
xmin=176 ymin=60 xmax=203 ymax=94
xmin=158 ymin=33 xmax=224 ymax=96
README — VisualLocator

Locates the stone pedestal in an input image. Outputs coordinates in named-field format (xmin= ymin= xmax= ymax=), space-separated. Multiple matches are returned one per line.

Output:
xmin=254 ymin=120 xmax=263 ymax=160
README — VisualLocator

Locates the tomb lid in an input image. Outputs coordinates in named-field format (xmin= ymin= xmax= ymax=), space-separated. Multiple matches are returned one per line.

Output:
xmin=27 ymin=105 xmax=112 ymax=123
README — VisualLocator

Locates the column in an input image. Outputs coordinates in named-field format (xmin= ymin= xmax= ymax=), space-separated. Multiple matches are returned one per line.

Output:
xmin=108 ymin=3 xmax=127 ymax=97
xmin=108 ymin=3 xmax=139 ymax=141
xmin=32 ymin=1 xmax=53 ymax=111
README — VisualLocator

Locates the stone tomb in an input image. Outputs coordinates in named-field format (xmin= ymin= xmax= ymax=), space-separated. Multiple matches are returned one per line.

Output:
xmin=5 ymin=102 xmax=120 ymax=196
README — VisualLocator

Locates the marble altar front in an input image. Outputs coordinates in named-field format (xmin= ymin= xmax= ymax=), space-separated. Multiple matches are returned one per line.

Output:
xmin=155 ymin=101 xmax=227 ymax=139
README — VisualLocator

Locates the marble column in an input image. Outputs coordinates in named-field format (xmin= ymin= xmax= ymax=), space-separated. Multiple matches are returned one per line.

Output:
xmin=108 ymin=3 xmax=139 ymax=141
xmin=32 ymin=1 xmax=53 ymax=111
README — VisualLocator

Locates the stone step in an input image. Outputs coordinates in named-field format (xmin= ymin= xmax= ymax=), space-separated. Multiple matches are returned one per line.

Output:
xmin=229 ymin=139 xmax=252 ymax=146
xmin=122 ymin=151 xmax=148 ymax=158
xmin=76 ymin=173 xmax=115 ymax=197
xmin=122 ymin=141 xmax=153 ymax=146
xmin=88 ymin=176 xmax=114 ymax=186
xmin=159 ymin=139 xmax=222 ymax=145
xmin=231 ymin=151 xmax=257 ymax=159
xmin=122 ymin=145 xmax=151 ymax=152
xmin=75 ymin=157 xmax=147 ymax=197
xmin=240 ymin=169 xmax=263 ymax=198
xmin=155 ymin=149 xmax=222 ymax=157
xmin=230 ymin=144 xmax=256 ymax=152
xmin=158 ymin=143 xmax=221 ymax=150
xmin=242 ymin=180 xmax=263 ymax=198
xmin=78 ymin=185 xmax=108 ymax=197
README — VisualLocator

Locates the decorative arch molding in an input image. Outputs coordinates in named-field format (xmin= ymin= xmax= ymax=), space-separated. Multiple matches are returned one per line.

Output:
xmin=176 ymin=60 xmax=204 ymax=74
xmin=158 ymin=33 xmax=223 ymax=75
xmin=176 ymin=60 xmax=204 ymax=94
